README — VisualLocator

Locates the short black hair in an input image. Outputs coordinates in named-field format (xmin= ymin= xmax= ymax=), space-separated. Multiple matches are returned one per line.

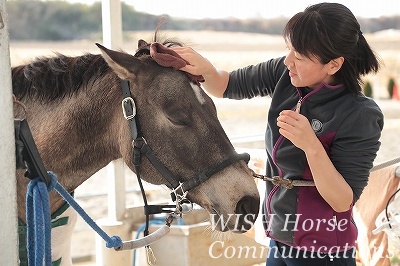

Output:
xmin=283 ymin=2 xmax=379 ymax=94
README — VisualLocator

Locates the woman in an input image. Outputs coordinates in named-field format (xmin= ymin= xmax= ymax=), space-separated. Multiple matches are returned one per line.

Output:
xmin=174 ymin=2 xmax=384 ymax=265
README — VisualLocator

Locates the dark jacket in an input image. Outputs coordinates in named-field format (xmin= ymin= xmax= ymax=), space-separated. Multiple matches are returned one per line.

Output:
xmin=224 ymin=56 xmax=384 ymax=252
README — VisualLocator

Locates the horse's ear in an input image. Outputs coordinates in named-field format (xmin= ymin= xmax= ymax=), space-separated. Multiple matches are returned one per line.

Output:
xmin=96 ymin=43 xmax=139 ymax=80
xmin=138 ymin=39 xmax=148 ymax=49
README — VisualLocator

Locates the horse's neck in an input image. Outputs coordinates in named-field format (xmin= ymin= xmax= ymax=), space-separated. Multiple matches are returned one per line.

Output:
xmin=28 ymin=97 xmax=120 ymax=175
xmin=17 ymin=93 xmax=123 ymax=220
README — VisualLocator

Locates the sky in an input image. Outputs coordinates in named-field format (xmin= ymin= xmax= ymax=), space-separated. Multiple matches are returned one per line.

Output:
xmin=67 ymin=0 xmax=400 ymax=19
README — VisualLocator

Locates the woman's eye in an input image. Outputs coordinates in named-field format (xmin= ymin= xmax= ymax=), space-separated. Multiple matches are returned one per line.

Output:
xmin=294 ymin=53 xmax=302 ymax=60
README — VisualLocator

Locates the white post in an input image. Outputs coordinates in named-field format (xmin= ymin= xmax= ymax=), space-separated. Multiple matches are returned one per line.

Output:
xmin=106 ymin=159 xmax=126 ymax=221
xmin=97 ymin=1 xmax=132 ymax=265
xmin=102 ymin=0 xmax=124 ymax=224
xmin=101 ymin=0 xmax=122 ymax=49
xmin=0 ymin=2 xmax=19 ymax=265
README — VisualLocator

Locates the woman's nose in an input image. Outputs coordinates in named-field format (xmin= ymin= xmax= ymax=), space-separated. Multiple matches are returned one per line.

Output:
xmin=284 ymin=55 xmax=291 ymax=67
xmin=284 ymin=50 xmax=295 ymax=68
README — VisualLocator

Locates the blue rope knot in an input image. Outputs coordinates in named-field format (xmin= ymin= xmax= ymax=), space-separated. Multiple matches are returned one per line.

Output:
xmin=26 ymin=171 xmax=57 ymax=197
xmin=46 ymin=171 xmax=57 ymax=191
xmin=106 ymin=235 xmax=123 ymax=249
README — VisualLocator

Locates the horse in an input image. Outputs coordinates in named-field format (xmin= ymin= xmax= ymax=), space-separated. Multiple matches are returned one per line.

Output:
xmin=11 ymin=35 xmax=260 ymax=265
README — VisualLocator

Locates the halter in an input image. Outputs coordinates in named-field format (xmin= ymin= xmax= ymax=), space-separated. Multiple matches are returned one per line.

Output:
xmin=120 ymin=78 xmax=250 ymax=235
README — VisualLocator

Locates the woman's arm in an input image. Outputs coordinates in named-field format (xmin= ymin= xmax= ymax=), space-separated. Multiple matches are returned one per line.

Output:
xmin=173 ymin=46 xmax=229 ymax=98
xmin=304 ymin=137 xmax=354 ymax=212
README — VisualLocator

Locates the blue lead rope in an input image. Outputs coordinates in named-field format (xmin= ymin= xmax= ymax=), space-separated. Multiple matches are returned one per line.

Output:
xmin=26 ymin=178 xmax=53 ymax=266
xmin=26 ymin=171 xmax=123 ymax=265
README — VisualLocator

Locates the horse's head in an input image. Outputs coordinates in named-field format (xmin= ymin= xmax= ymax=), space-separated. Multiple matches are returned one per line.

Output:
xmin=97 ymin=41 xmax=260 ymax=233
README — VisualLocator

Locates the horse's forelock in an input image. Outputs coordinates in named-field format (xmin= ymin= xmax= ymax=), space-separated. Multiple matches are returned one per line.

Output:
xmin=135 ymin=38 xmax=184 ymax=59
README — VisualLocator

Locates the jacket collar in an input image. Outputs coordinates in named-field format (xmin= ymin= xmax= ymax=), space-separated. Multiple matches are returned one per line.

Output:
xmin=300 ymin=82 xmax=350 ymax=103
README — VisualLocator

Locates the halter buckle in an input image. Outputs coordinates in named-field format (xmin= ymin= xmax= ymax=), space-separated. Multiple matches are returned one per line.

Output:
xmin=121 ymin=97 xmax=136 ymax=120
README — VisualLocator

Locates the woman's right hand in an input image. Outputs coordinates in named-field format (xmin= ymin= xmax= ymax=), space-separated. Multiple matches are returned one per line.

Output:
xmin=172 ymin=46 xmax=215 ymax=76
xmin=173 ymin=46 xmax=229 ymax=98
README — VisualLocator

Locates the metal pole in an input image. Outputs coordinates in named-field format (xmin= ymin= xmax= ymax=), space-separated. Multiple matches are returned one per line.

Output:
xmin=0 ymin=1 xmax=19 ymax=264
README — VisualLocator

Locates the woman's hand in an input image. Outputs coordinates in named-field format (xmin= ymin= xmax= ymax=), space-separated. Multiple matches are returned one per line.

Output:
xmin=172 ymin=46 xmax=215 ymax=76
xmin=277 ymin=110 xmax=318 ymax=152
xmin=173 ymin=46 xmax=229 ymax=98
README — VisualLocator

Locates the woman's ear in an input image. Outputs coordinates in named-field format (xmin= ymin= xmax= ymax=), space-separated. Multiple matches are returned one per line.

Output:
xmin=328 ymin=57 xmax=344 ymax=75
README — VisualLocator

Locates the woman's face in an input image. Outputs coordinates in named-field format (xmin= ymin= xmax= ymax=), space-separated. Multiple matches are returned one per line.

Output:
xmin=284 ymin=42 xmax=335 ymax=89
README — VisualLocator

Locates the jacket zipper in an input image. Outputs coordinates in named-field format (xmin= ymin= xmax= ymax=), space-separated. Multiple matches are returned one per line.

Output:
xmin=271 ymin=89 xmax=304 ymax=177
xmin=266 ymin=89 xmax=306 ymax=225
xmin=295 ymin=98 xmax=302 ymax=113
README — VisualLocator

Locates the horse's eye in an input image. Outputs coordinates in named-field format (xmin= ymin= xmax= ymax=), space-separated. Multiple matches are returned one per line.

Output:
xmin=164 ymin=105 xmax=191 ymax=127
xmin=168 ymin=117 xmax=190 ymax=126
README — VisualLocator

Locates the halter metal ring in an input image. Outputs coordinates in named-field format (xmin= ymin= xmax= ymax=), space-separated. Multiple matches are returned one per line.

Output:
xmin=178 ymin=200 xmax=193 ymax=215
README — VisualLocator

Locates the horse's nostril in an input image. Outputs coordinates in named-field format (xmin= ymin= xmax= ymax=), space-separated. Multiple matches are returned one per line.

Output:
xmin=235 ymin=195 xmax=260 ymax=220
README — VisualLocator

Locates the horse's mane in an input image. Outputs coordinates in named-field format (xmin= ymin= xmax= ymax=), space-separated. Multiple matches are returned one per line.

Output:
xmin=12 ymin=20 xmax=185 ymax=103
xmin=12 ymin=53 xmax=111 ymax=103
